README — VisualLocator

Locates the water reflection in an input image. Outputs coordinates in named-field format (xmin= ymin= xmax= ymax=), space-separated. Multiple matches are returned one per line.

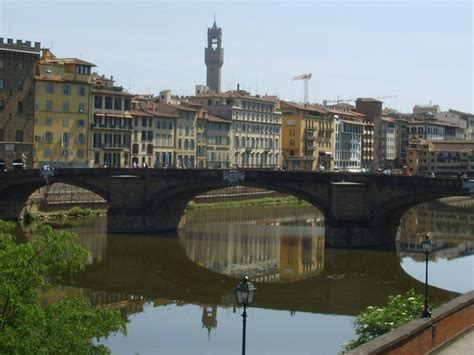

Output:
xmin=398 ymin=197 xmax=474 ymax=260
xmin=180 ymin=224 xmax=324 ymax=283
xmin=22 ymin=199 xmax=473 ymax=354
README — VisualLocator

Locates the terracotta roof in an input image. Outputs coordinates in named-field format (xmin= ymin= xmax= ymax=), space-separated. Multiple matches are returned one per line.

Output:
xmin=130 ymin=109 xmax=154 ymax=118
xmin=329 ymin=109 xmax=366 ymax=119
xmin=196 ymin=91 xmax=278 ymax=104
xmin=281 ymin=101 xmax=328 ymax=114
xmin=44 ymin=58 xmax=97 ymax=67
xmin=207 ymin=114 xmax=231 ymax=124
xmin=341 ymin=120 xmax=365 ymax=126
xmin=356 ymin=97 xmax=383 ymax=103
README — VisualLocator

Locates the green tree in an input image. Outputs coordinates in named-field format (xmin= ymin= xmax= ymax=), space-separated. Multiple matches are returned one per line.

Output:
xmin=0 ymin=220 xmax=126 ymax=354
xmin=343 ymin=289 xmax=426 ymax=352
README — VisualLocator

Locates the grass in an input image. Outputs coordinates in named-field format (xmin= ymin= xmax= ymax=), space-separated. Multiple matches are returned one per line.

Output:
xmin=186 ymin=195 xmax=310 ymax=210
xmin=22 ymin=206 xmax=107 ymax=221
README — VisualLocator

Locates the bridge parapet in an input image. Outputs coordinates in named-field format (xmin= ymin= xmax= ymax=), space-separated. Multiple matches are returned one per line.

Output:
xmin=0 ymin=169 xmax=469 ymax=248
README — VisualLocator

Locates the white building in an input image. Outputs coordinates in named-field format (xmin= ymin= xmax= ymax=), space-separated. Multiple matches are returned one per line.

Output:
xmin=381 ymin=117 xmax=397 ymax=168
xmin=193 ymin=91 xmax=282 ymax=168
xmin=333 ymin=114 xmax=363 ymax=171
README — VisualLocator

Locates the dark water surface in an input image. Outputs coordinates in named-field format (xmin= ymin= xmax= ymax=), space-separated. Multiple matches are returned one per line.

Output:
xmin=31 ymin=199 xmax=473 ymax=355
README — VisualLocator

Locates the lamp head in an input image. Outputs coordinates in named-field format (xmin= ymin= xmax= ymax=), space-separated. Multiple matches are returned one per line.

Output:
xmin=421 ymin=234 xmax=434 ymax=253
xmin=235 ymin=275 xmax=257 ymax=307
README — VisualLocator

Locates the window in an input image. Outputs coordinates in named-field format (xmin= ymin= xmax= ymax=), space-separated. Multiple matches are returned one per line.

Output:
xmin=105 ymin=96 xmax=113 ymax=109
xmin=114 ymin=97 xmax=122 ymax=111
xmin=93 ymin=133 xmax=101 ymax=147
xmin=142 ymin=118 xmax=147 ymax=127
xmin=62 ymin=119 xmax=69 ymax=127
xmin=0 ymin=99 xmax=3 ymax=111
xmin=0 ymin=129 xmax=3 ymax=141
xmin=46 ymin=117 xmax=53 ymax=126
xmin=290 ymin=129 xmax=295 ymax=136
xmin=132 ymin=144 xmax=139 ymax=154
xmin=78 ymin=86 xmax=86 ymax=96
xmin=78 ymin=102 xmax=85 ymax=113
xmin=17 ymin=80 xmax=24 ymax=90
xmin=61 ymin=132 xmax=70 ymax=147
xmin=63 ymin=101 xmax=69 ymax=112
xmin=17 ymin=101 xmax=23 ymax=113
xmin=15 ymin=130 xmax=23 ymax=142
xmin=62 ymin=84 xmax=71 ymax=95
xmin=0 ymin=61 xmax=3 ymax=68
xmin=124 ymin=98 xmax=131 ymax=111
xmin=44 ymin=149 xmax=52 ymax=158
xmin=45 ymin=83 xmax=54 ymax=94
xmin=77 ymin=133 xmax=85 ymax=144
xmin=77 ymin=149 xmax=84 ymax=158
xmin=0 ymin=79 xmax=4 ymax=89
xmin=94 ymin=96 xmax=103 ymax=109
xmin=45 ymin=132 xmax=53 ymax=143
xmin=77 ymin=119 xmax=85 ymax=127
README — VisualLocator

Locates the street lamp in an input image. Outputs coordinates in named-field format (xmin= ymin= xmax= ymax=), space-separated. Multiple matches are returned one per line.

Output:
xmin=421 ymin=234 xmax=434 ymax=318
xmin=235 ymin=276 xmax=257 ymax=355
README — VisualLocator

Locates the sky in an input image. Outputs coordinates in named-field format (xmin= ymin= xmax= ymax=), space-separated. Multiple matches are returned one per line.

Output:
xmin=1 ymin=0 xmax=472 ymax=113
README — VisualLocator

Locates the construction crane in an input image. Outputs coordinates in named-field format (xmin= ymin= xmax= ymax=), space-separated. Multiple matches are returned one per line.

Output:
xmin=292 ymin=73 xmax=312 ymax=104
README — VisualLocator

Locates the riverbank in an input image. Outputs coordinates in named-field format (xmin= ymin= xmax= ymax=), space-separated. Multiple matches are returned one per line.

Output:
xmin=22 ymin=206 xmax=106 ymax=222
xmin=187 ymin=195 xmax=310 ymax=210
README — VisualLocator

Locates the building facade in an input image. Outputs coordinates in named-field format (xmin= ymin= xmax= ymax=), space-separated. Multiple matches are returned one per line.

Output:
xmin=193 ymin=91 xmax=281 ymax=168
xmin=0 ymin=38 xmax=41 ymax=170
xmin=90 ymin=75 xmax=133 ymax=167
xmin=380 ymin=117 xmax=397 ymax=169
xmin=407 ymin=139 xmax=474 ymax=176
xmin=355 ymin=98 xmax=383 ymax=170
xmin=280 ymin=102 xmax=334 ymax=171
xmin=33 ymin=49 xmax=95 ymax=168
xmin=333 ymin=112 xmax=363 ymax=171
xmin=204 ymin=20 xmax=223 ymax=93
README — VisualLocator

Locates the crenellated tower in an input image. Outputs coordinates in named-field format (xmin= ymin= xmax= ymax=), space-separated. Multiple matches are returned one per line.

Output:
xmin=204 ymin=19 xmax=223 ymax=93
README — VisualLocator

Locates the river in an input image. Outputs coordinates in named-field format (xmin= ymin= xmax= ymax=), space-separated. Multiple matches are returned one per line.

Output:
xmin=28 ymin=197 xmax=474 ymax=355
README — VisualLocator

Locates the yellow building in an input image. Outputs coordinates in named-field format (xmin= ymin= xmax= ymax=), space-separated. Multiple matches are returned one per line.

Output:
xmin=33 ymin=49 xmax=95 ymax=168
xmin=280 ymin=101 xmax=334 ymax=171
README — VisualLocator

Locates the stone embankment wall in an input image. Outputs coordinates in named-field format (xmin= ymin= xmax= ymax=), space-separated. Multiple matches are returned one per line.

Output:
xmin=349 ymin=290 xmax=474 ymax=354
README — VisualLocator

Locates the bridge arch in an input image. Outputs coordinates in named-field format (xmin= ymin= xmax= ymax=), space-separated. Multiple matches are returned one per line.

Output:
xmin=0 ymin=177 xmax=110 ymax=221
xmin=147 ymin=180 xmax=330 ymax=227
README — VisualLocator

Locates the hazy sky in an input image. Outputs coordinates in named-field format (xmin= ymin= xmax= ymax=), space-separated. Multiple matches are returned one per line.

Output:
xmin=1 ymin=1 xmax=472 ymax=113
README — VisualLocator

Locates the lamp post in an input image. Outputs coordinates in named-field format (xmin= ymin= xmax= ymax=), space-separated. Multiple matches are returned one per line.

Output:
xmin=235 ymin=276 xmax=257 ymax=355
xmin=421 ymin=234 xmax=434 ymax=318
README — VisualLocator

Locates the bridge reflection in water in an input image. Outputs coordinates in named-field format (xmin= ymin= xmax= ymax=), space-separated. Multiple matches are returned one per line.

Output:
xmin=33 ymin=203 xmax=466 ymax=318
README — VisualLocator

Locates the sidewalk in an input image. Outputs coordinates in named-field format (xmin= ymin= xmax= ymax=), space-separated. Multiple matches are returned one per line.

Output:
xmin=430 ymin=326 xmax=474 ymax=354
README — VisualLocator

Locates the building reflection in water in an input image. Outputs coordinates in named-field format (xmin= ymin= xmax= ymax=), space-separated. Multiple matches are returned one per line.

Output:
xmin=398 ymin=197 xmax=474 ymax=261
xmin=21 ymin=217 xmax=108 ymax=266
xmin=179 ymin=222 xmax=325 ymax=283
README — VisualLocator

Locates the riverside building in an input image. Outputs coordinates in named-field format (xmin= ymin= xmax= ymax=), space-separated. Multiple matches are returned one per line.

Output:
xmin=193 ymin=91 xmax=282 ymax=168
xmin=90 ymin=74 xmax=133 ymax=167
xmin=33 ymin=49 xmax=95 ymax=168
xmin=0 ymin=38 xmax=41 ymax=170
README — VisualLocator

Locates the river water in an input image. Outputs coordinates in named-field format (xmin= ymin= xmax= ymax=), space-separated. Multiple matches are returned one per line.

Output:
xmin=30 ymin=198 xmax=474 ymax=355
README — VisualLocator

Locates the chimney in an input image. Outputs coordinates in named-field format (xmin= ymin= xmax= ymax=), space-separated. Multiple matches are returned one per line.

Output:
xmin=237 ymin=83 xmax=240 ymax=91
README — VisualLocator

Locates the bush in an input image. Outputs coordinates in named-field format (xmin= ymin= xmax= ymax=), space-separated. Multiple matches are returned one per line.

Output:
xmin=0 ymin=220 xmax=126 ymax=353
xmin=343 ymin=289 xmax=426 ymax=352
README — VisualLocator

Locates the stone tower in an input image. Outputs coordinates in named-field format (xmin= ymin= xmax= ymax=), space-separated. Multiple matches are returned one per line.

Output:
xmin=204 ymin=19 xmax=223 ymax=93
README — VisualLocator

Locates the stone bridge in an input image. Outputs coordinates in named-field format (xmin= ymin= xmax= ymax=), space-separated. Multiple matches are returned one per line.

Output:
xmin=0 ymin=168 xmax=470 ymax=248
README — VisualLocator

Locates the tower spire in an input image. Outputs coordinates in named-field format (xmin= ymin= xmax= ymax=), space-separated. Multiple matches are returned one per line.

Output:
xmin=204 ymin=20 xmax=224 ymax=93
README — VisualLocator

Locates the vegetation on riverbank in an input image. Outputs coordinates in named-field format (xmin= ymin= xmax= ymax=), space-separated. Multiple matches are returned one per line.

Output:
xmin=0 ymin=220 xmax=126 ymax=353
xmin=186 ymin=195 xmax=310 ymax=210
xmin=343 ymin=290 xmax=429 ymax=352
xmin=22 ymin=206 xmax=107 ymax=222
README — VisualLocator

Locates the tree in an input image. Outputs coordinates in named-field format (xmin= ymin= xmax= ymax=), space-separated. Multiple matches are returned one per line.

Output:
xmin=0 ymin=220 xmax=126 ymax=354
xmin=343 ymin=289 xmax=426 ymax=352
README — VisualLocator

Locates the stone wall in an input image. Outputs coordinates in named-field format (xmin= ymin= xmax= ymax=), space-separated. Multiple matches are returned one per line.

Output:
xmin=349 ymin=290 xmax=474 ymax=354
